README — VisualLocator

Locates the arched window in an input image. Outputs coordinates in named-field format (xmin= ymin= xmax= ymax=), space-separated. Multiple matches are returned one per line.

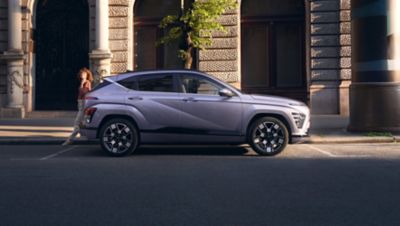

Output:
xmin=134 ymin=0 xmax=194 ymax=70
xmin=241 ymin=0 xmax=306 ymax=102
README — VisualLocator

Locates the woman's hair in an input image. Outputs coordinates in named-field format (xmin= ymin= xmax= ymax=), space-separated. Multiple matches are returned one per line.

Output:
xmin=77 ymin=67 xmax=94 ymax=82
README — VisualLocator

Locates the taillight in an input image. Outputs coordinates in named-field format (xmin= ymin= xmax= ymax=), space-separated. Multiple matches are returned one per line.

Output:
xmin=84 ymin=108 xmax=97 ymax=124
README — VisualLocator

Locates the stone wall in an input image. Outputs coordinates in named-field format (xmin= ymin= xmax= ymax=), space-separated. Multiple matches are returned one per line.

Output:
xmin=109 ymin=0 xmax=130 ymax=74
xmin=89 ymin=0 xmax=95 ymax=55
xmin=309 ymin=0 xmax=342 ymax=114
xmin=198 ymin=8 xmax=240 ymax=86
xmin=339 ymin=0 xmax=351 ymax=115
xmin=21 ymin=4 xmax=32 ymax=111
xmin=0 ymin=1 xmax=8 ymax=106
xmin=89 ymin=0 xmax=130 ymax=75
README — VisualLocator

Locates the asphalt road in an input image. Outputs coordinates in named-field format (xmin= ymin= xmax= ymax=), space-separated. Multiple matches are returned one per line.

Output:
xmin=1 ymin=143 xmax=400 ymax=226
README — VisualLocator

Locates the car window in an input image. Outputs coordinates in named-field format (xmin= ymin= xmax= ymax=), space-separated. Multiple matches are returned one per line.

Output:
xmin=181 ymin=75 xmax=222 ymax=95
xmin=118 ymin=77 xmax=137 ymax=90
xmin=92 ymin=80 xmax=111 ymax=91
xmin=137 ymin=74 xmax=175 ymax=92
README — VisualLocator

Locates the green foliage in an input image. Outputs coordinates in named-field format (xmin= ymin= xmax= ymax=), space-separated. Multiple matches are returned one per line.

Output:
xmin=158 ymin=0 xmax=237 ymax=67
xmin=365 ymin=132 xmax=393 ymax=137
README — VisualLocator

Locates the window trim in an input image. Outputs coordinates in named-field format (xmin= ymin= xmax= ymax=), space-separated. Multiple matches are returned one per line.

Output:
xmin=123 ymin=73 xmax=180 ymax=93
xmin=176 ymin=73 xmax=237 ymax=97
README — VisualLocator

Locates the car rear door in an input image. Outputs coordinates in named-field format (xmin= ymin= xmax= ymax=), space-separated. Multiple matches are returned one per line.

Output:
xmin=177 ymin=73 xmax=243 ymax=135
xmin=122 ymin=73 xmax=182 ymax=131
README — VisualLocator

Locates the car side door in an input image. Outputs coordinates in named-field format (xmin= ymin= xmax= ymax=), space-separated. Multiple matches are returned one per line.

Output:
xmin=120 ymin=73 xmax=182 ymax=131
xmin=177 ymin=73 xmax=243 ymax=135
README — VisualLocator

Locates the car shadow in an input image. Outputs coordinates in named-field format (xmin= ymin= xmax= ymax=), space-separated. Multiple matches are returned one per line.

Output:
xmin=134 ymin=145 xmax=253 ymax=156
xmin=79 ymin=145 xmax=255 ymax=157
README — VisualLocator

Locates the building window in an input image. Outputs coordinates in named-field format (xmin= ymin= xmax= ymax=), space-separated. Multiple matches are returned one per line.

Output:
xmin=133 ymin=0 xmax=194 ymax=70
xmin=241 ymin=0 xmax=306 ymax=101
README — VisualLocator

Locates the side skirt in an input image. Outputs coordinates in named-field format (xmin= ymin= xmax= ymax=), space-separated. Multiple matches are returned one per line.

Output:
xmin=140 ymin=132 xmax=246 ymax=145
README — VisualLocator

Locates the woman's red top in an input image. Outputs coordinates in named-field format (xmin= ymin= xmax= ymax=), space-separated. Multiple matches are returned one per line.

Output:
xmin=78 ymin=80 xmax=92 ymax=100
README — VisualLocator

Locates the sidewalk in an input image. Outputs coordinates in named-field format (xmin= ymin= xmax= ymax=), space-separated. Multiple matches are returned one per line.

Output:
xmin=0 ymin=113 xmax=398 ymax=145
xmin=308 ymin=115 xmax=399 ymax=144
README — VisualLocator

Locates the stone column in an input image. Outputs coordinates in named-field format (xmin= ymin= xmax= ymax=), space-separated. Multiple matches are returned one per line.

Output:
xmin=89 ymin=0 xmax=112 ymax=85
xmin=1 ymin=0 xmax=25 ymax=118
xmin=349 ymin=0 xmax=400 ymax=132
xmin=309 ymin=0 xmax=341 ymax=114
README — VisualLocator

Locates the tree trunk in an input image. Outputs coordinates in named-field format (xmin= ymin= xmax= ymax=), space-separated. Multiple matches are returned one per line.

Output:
xmin=184 ymin=34 xmax=194 ymax=69
xmin=184 ymin=46 xmax=193 ymax=69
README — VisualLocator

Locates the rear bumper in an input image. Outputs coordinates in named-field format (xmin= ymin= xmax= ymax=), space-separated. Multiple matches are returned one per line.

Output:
xmin=79 ymin=127 xmax=98 ymax=140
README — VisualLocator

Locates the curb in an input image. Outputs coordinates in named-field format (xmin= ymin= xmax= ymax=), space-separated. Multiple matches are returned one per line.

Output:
xmin=304 ymin=136 xmax=397 ymax=144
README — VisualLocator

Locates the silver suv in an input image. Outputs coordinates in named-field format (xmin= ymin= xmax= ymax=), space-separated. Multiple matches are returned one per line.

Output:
xmin=80 ymin=70 xmax=310 ymax=156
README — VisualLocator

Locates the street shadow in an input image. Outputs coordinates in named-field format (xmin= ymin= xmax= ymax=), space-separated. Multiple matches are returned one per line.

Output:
xmin=78 ymin=145 xmax=253 ymax=157
xmin=135 ymin=145 xmax=252 ymax=156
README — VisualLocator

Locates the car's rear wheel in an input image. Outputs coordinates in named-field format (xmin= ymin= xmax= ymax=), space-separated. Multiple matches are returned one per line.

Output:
xmin=248 ymin=117 xmax=289 ymax=156
xmin=99 ymin=118 xmax=139 ymax=157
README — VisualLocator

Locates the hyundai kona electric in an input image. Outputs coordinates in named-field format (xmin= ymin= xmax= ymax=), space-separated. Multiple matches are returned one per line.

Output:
xmin=80 ymin=70 xmax=310 ymax=156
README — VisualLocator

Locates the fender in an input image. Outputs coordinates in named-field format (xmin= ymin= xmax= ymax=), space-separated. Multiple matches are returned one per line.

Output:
xmin=241 ymin=103 xmax=295 ymax=135
xmin=84 ymin=103 xmax=151 ymax=130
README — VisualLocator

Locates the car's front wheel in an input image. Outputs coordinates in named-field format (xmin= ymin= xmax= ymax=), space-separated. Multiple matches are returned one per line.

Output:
xmin=248 ymin=117 xmax=289 ymax=156
xmin=99 ymin=118 xmax=139 ymax=157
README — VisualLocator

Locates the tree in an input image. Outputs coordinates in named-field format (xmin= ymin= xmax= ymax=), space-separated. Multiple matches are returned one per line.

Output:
xmin=158 ymin=0 xmax=237 ymax=69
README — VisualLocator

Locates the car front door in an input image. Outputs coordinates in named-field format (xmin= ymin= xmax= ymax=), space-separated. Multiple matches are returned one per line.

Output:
xmin=177 ymin=73 xmax=243 ymax=136
xmin=122 ymin=73 xmax=182 ymax=131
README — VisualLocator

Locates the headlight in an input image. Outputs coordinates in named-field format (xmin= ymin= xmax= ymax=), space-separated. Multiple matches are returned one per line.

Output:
xmin=292 ymin=112 xmax=306 ymax=129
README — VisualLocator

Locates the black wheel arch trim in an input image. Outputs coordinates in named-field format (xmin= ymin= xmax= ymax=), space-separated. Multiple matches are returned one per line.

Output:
xmin=97 ymin=115 xmax=140 ymax=140
xmin=246 ymin=113 xmax=293 ymax=143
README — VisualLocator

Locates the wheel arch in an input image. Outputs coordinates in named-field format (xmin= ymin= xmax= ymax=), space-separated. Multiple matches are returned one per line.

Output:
xmin=97 ymin=114 xmax=140 ymax=139
xmin=246 ymin=113 xmax=293 ymax=143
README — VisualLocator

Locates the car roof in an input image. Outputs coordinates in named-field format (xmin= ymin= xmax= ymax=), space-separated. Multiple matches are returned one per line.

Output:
xmin=111 ymin=69 xmax=212 ymax=82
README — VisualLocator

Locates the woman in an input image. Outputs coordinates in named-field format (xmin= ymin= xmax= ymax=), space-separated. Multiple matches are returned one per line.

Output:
xmin=62 ymin=68 xmax=93 ymax=145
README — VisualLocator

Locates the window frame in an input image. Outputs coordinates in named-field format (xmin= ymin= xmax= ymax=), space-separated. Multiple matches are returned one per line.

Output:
xmin=120 ymin=73 xmax=181 ymax=93
xmin=176 ymin=73 xmax=236 ymax=97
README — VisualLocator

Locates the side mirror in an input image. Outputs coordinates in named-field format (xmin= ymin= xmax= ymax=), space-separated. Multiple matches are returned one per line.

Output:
xmin=219 ymin=88 xmax=234 ymax=97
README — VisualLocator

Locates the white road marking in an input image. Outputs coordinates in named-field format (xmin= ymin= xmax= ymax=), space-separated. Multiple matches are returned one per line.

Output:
xmin=305 ymin=144 xmax=336 ymax=157
xmin=40 ymin=146 xmax=77 ymax=160
xmin=305 ymin=144 xmax=371 ymax=158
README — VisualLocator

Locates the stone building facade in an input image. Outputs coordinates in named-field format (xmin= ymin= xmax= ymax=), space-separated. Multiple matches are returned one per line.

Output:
xmin=0 ymin=0 xmax=352 ymax=117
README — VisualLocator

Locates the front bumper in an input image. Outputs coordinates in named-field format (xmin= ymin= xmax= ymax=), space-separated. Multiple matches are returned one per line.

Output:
xmin=291 ymin=134 xmax=310 ymax=144
xmin=290 ymin=116 xmax=310 ymax=144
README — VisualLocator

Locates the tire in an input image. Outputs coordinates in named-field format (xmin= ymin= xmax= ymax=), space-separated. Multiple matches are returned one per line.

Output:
xmin=99 ymin=118 xmax=139 ymax=157
xmin=248 ymin=117 xmax=289 ymax=156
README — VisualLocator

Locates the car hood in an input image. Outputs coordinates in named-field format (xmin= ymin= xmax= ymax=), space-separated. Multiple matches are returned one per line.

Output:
xmin=243 ymin=94 xmax=306 ymax=107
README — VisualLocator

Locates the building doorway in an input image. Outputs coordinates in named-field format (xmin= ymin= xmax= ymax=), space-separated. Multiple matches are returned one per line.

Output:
xmin=241 ymin=0 xmax=307 ymax=102
xmin=133 ymin=0 xmax=194 ymax=70
xmin=35 ymin=0 xmax=89 ymax=110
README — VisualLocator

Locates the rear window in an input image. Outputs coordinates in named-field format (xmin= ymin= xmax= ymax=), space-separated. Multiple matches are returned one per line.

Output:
xmin=137 ymin=75 xmax=174 ymax=92
xmin=118 ymin=77 xmax=138 ymax=90
xmin=92 ymin=80 xmax=111 ymax=92
xmin=116 ymin=74 xmax=176 ymax=92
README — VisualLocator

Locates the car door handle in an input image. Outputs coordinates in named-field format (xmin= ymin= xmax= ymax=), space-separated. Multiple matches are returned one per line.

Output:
xmin=182 ymin=97 xmax=197 ymax=102
xmin=128 ymin=96 xmax=143 ymax=101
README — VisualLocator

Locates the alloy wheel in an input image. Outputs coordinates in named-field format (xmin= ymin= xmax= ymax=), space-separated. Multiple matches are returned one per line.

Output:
xmin=100 ymin=119 xmax=138 ymax=156
xmin=249 ymin=117 xmax=288 ymax=156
